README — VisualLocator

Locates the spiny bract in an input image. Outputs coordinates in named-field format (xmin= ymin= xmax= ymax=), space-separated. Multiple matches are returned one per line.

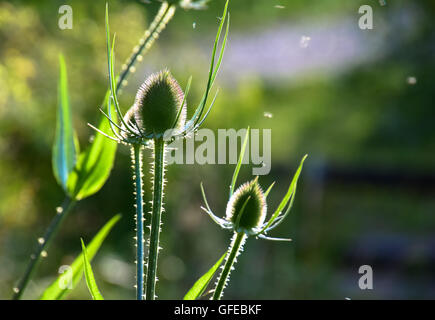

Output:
xmin=128 ymin=70 xmax=186 ymax=138
xmin=226 ymin=178 xmax=267 ymax=235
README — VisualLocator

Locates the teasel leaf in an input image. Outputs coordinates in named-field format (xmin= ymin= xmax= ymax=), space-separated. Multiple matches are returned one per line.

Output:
xmin=52 ymin=54 xmax=77 ymax=192
xmin=184 ymin=0 xmax=229 ymax=131
xmin=66 ymin=92 xmax=118 ymax=200
xmin=40 ymin=214 xmax=121 ymax=300
xmin=183 ymin=252 xmax=226 ymax=300
xmin=229 ymin=127 xmax=250 ymax=197
xmin=81 ymin=239 xmax=104 ymax=300
xmin=257 ymin=155 xmax=307 ymax=234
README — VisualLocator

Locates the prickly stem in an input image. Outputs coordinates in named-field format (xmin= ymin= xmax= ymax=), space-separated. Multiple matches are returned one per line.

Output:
xmin=12 ymin=197 xmax=76 ymax=300
xmin=116 ymin=2 xmax=176 ymax=92
xmin=212 ymin=232 xmax=247 ymax=300
xmin=132 ymin=144 xmax=145 ymax=300
xmin=146 ymin=138 xmax=166 ymax=300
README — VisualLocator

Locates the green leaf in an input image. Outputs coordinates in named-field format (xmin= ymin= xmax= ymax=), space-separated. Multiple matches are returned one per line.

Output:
xmin=183 ymin=252 xmax=226 ymax=300
xmin=258 ymin=155 xmax=308 ymax=233
xmin=230 ymin=127 xmax=250 ymax=197
xmin=81 ymin=239 xmax=104 ymax=300
xmin=40 ymin=214 xmax=121 ymax=300
xmin=65 ymin=5 xmax=124 ymax=201
xmin=65 ymin=5 xmax=121 ymax=201
xmin=172 ymin=75 xmax=192 ymax=130
xmin=106 ymin=4 xmax=132 ymax=136
xmin=264 ymin=182 xmax=275 ymax=199
xmin=66 ymin=93 xmax=118 ymax=200
xmin=52 ymin=54 xmax=77 ymax=192
xmin=189 ymin=0 xmax=229 ymax=127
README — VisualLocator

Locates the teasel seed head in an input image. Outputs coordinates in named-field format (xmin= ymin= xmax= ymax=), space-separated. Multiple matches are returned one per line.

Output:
xmin=120 ymin=106 xmax=137 ymax=139
xmin=131 ymin=69 xmax=186 ymax=139
xmin=225 ymin=178 xmax=267 ymax=235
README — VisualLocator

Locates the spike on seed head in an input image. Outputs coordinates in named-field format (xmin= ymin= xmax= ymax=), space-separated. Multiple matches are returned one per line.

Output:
xmin=127 ymin=69 xmax=186 ymax=138
xmin=226 ymin=179 xmax=267 ymax=235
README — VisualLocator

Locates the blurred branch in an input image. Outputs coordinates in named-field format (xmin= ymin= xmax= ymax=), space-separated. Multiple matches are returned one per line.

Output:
xmin=12 ymin=197 xmax=76 ymax=300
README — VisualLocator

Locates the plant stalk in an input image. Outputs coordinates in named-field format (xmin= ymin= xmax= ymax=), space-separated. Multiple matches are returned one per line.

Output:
xmin=12 ymin=2 xmax=176 ymax=301
xmin=212 ymin=232 xmax=247 ymax=300
xmin=146 ymin=138 xmax=165 ymax=300
xmin=116 ymin=1 xmax=176 ymax=92
xmin=12 ymin=197 xmax=76 ymax=300
xmin=132 ymin=144 xmax=145 ymax=300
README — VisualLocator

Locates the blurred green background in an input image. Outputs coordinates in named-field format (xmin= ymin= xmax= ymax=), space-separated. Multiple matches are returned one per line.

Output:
xmin=1 ymin=0 xmax=435 ymax=299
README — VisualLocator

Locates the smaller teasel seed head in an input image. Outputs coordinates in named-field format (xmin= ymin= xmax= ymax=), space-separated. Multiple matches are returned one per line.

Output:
xmin=226 ymin=178 xmax=267 ymax=235
xmin=132 ymin=69 xmax=186 ymax=139
xmin=120 ymin=106 xmax=137 ymax=139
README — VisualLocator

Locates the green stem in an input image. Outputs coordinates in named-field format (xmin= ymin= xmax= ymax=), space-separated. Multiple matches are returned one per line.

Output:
xmin=12 ymin=197 xmax=76 ymax=300
xmin=132 ymin=144 xmax=145 ymax=300
xmin=12 ymin=1 xmax=175 ymax=302
xmin=212 ymin=232 xmax=247 ymax=300
xmin=146 ymin=138 xmax=165 ymax=300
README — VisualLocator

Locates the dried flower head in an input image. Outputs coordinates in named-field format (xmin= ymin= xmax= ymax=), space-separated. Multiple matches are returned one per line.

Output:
xmin=131 ymin=70 xmax=186 ymax=138
xmin=201 ymin=128 xmax=308 ymax=241
xmin=89 ymin=0 xmax=229 ymax=147
xmin=202 ymin=129 xmax=307 ymax=301
xmin=226 ymin=178 xmax=267 ymax=235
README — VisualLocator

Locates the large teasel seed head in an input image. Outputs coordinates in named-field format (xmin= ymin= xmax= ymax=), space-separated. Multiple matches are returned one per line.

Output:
xmin=132 ymin=69 xmax=186 ymax=138
xmin=226 ymin=178 xmax=267 ymax=235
